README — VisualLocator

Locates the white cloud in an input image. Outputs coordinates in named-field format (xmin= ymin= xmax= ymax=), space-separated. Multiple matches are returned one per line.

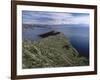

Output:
xmin=23 ymin=12 xmax=90 ymax=25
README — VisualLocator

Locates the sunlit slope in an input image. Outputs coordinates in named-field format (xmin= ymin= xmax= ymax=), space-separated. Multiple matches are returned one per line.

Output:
xmin=22 ymin=33 xmax=89 ymax=69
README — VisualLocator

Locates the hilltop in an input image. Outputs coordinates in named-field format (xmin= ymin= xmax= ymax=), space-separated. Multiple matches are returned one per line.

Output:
xmin=22 ymin=32 xmax=89 ymax=69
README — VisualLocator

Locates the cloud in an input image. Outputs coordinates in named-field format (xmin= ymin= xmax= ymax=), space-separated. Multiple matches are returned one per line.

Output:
xmin=22 ymin=11 xmax=90 ymax=25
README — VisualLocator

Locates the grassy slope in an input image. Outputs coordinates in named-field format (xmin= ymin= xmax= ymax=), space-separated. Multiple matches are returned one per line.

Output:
xmin=22 ymin=33 xmax=89 ymax=69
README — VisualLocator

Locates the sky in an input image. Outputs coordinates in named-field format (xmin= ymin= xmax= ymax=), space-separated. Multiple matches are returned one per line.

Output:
xmin=22 ymin=11 xmax=90 ymax=26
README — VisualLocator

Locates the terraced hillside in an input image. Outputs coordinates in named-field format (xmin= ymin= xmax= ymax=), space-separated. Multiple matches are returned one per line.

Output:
xmin=22 ymin=33 xmax=89 ymax=69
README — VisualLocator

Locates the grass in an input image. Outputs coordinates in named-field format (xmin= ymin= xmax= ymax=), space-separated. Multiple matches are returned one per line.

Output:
xmin=22 ymin=33 xmax=89 ymax=69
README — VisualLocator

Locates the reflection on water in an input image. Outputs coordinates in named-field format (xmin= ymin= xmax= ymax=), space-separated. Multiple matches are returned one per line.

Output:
xmin=22 ymin=25 xmax=89 ymax=58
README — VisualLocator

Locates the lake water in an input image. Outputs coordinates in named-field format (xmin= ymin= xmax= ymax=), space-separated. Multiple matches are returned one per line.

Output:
xmin=22 ymin=25 xmax=89 ymax=58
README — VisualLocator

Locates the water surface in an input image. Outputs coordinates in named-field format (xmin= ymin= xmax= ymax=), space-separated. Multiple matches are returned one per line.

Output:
xmin=22 ymin=24 xmax=89 ymax=58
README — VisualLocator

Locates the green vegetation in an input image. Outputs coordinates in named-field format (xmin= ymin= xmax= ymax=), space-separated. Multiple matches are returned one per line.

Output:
xmin=22 ymin=33 xmax=89 ymax=69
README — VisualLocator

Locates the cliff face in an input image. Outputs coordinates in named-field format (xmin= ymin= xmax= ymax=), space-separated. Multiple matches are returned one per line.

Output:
xmin=22 ymin=33 xmax=89 ymax=69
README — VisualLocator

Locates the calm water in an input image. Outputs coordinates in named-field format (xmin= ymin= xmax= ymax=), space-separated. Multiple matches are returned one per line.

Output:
xmin=22 ymin=25 xmax=89 ymax=58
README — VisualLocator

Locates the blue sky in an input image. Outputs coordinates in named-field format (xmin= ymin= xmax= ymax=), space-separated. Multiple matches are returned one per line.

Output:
xmin=22 ymin=11 xmax=90 ymax=25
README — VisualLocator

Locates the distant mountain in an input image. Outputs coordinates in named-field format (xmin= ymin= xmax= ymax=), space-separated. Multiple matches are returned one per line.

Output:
xmin=22 ymin=24 xmax=89 ymax=31
xmin=22 ymin=24 xmax=51 ymax=30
